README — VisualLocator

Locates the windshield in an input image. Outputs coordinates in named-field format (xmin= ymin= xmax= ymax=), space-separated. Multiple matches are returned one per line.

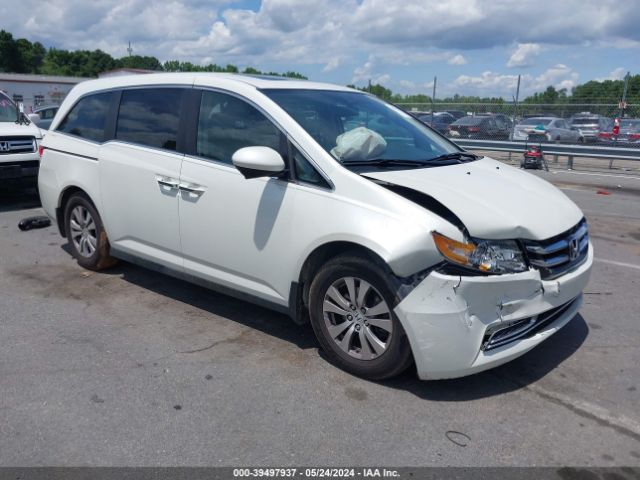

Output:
xmin=0 ymin=95 xmax=18 ymax=122
xmin=262 ymin=89 xmax=460 ymax=165
xmin=519 ymin=118 xmax=552 ymax=126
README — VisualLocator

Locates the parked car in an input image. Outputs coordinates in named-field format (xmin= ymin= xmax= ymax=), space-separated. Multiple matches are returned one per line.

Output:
xmin=476 ymin=113 xmax=513 ymax=131
xmin=417 ymin=112 xmax=457 ymax=135
xmin=39 ymin=73 xmax=592 ymax=381
xmin=447 ymin=115 xmax=510 ymax=139
xmin=570 ymin=113 xmax=613 ymax=143
xmin=444 ymin=110 xmax=467 ymax=120
xmin=0 ymin=91 xmax=43 ymax=187
xmin=597 ymin=118 xmax=640 ymax=146
xmin=28 ymin=105 xmax=59 ymax=130
xmin=513 ymin=117 xmax=583 ymax=143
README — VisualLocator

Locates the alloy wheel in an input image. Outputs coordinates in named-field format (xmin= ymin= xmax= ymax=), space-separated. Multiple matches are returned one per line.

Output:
xmin=69 ymin=205 xmax=97 ymax=258
xmin=322 ymin=276 xmax=393 ymax=360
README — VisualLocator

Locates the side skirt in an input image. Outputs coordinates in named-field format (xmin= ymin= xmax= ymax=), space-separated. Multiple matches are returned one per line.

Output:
xmin=110 ymin=247 xmax=298 ymax=321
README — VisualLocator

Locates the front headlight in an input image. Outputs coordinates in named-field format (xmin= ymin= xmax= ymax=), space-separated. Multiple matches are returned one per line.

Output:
xmin=432 ymin=232 xmax=528 ymax=274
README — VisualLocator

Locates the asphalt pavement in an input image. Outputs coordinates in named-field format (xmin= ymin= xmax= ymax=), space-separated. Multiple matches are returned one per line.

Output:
xmin=0 ymin=171 xmax=638 ymax=467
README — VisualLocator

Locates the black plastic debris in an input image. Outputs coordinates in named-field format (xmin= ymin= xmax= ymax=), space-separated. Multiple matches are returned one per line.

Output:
xmin=18 ymin=216 xmax=51 ymax=231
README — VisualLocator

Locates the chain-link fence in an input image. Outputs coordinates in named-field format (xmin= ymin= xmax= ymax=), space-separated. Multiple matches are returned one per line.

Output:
xmin=397 ymin=102 xmax=640 ymax=147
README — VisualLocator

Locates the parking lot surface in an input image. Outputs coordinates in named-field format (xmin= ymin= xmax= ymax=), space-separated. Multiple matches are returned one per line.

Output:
xmin=0 ymin=174 xmax=639 ymax=467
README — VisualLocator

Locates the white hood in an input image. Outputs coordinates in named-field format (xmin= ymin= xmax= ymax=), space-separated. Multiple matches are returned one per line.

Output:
xmin=0 ymin=121 xmax=42 ymax=139
xmin=363 ymin=157 xmax=583 ymax=241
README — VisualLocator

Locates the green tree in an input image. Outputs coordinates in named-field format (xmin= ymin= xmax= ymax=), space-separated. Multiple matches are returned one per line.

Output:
xmin=0 ymin=30 xmax=20 ymax=72
xmin=117 ymin=55 xmax=163 ymax=71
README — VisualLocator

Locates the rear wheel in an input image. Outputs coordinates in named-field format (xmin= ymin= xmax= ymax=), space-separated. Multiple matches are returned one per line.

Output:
xmin=309 ymin=255 xmax=413 ymax=380
xmin=64 ymin=193 xmax=118 ymax=270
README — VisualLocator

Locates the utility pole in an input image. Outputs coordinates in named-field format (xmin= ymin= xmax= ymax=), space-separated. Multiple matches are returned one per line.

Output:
xmin=620 ymin=71 xmax=630 ymax=118
xmin=512 ymin=74 xmax=521 ymax=139
xmin=127 ymin=41 xmax=133 ymax=57
xmin=431 ymin=76 xmax=437 ymax=126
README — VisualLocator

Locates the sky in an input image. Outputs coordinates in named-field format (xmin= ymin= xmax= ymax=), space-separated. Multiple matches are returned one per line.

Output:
xmin=1 ymin=0 xmax=638 ymax=99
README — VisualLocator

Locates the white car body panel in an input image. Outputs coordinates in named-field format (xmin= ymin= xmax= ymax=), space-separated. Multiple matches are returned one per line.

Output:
xmin=38 ymin=73 xmax=593 ymax=380
xmin=363 ymin=157 xmax=583 ymax=240
xmin=0 ymin=118 xmax=42 ymax=178
xmin=98 ymin=142 xmax=184 ymax=271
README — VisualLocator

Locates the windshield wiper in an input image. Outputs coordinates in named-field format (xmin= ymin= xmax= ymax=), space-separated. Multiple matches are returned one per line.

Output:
xmin=340 ymin=159 xmax=428 ymax=168
xmin=427 ymin=152 xmax=480 ymax=163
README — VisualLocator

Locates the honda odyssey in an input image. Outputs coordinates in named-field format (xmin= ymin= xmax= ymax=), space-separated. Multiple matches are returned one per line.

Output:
xmin=38 ymin=73 xmax=592 ymax=380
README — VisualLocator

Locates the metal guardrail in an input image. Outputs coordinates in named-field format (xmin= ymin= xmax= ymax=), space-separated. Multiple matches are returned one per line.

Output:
xmin=453 ymin=139 xmax=640 ymax=169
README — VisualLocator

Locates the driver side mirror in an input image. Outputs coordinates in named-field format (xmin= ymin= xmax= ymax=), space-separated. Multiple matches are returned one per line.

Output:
xmin=232 ymin=146 xmax=286 ymax=180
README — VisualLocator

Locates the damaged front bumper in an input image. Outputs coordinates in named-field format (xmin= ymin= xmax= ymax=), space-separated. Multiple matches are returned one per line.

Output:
xmin=395 ymin=244 xmax=593 ymax=380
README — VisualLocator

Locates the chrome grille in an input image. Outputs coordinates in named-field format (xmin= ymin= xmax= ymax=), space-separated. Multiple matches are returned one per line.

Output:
xmin=0 ymin=136 xmax=36 ymax=154
xmin=481 ymin=297 xmax=579 ymax=351
xmin=521 ymin=219 xmax=589 ymax=279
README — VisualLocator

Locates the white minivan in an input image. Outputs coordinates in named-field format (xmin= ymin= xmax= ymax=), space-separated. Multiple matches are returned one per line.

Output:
xmin=39 ymin=73 xmax=592 ymax=380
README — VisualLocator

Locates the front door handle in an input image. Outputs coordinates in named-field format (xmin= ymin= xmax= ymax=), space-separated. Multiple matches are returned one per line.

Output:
xmin=156 ymin=175 xmax=179 ymax=189
xmin=179 ymin=183 xmax=206 ymax=196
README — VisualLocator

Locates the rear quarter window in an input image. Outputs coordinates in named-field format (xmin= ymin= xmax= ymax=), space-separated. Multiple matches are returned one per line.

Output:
xmin=56 ymin=93 xmax=112 ymax=142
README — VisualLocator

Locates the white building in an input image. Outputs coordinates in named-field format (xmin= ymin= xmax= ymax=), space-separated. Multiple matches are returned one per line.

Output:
xmin=0 ymin=73 xmax=90 ymax=113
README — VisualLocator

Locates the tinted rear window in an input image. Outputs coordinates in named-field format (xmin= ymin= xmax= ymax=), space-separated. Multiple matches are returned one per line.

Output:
xmin=116 ymin=88 xmax=183 ymax=151
xmin=572 ymin=118 xmax=598 ymax=125
xmin=454 ymin=117 xmax=483 ymax=125
xmin=57 ymin=93 xmax=112 ymax=142
xmin=621 ymin=120 xmax=640 ymax=129
xmin=519 ymin=118 xmax=552 ymax=126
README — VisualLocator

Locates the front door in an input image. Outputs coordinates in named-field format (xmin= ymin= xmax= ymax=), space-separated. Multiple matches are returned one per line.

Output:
xmin=179 ymin=90 xmax=296 ymax=305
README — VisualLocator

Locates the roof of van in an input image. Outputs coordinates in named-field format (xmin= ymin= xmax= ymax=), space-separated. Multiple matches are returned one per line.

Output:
xmin=70 ymin=72 xmax=355 ymax=94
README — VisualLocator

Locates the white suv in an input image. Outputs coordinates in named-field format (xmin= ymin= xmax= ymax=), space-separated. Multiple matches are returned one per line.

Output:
xmin=39 ymin=73 xmax=593 ymax=380
xmin=0 ymin=92 xmax=43 ymax=186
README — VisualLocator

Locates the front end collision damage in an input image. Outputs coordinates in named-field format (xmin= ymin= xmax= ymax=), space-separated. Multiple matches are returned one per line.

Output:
xmin=359 ymin=170 xmax=591 ymax=379
xmin=393 ymin=245 xmax=593 ymax=380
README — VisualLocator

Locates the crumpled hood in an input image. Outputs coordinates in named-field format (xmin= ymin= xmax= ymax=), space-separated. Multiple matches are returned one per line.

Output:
xmin=363 ymin=157 xmax=583 ymax=240
xmin=0 ymin=121 xmax=42 ymax=138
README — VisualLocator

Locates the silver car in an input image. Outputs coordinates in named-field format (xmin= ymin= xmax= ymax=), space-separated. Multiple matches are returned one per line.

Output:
xmin=570 ymin=114 xmax=613 ymax=143
xmin=28 ymin=105 xmax=59 ymax=130
xmin=513 ymin=117 xmax=583 ymax=143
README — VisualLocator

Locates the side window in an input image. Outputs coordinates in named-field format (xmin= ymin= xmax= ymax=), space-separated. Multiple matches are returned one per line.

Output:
xmin=116 ymin=88 xmax=183 ymax=151
xmin=197 ymin=91 xmax=281 ymax=164
xmin=57 ymin=92 xmax=112 ymax=142
xmin=292 ymin=146 xmax=330 ymax=188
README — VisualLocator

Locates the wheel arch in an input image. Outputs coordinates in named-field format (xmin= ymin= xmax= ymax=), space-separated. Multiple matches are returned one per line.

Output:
xmin=56 ymin=186 xmax=99 ymax=237
xmin=289 ymin=240 xmax=393 ymax=325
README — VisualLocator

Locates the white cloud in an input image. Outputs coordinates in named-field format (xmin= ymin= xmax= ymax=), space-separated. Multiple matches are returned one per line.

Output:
xmin=0 ymin=0 xmax=636 ymax=96
xmin=507 ymin=43 xmax=541 ymax=68
xmin=448 ymin=54 xmax=467 ymax=65
xmin=323 ymin=57 xmax=343 ymax=72
xmin=596 ymin=67 xmax=627 ymax=81
xmin=452 ymin=64 xmax=579 ymax=97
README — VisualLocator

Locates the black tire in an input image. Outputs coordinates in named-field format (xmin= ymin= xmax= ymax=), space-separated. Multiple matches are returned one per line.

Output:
xmin=64 ymin=193 xmax=118 ymax=270
xmin=308 ymin=255 xmax=413 ymax=380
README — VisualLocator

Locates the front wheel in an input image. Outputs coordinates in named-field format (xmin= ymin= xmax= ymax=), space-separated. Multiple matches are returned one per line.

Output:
xmin=308 ymin=255 xmax=413 ymax=380
xmin=64 ymin=193 xmax=118 ymax=270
